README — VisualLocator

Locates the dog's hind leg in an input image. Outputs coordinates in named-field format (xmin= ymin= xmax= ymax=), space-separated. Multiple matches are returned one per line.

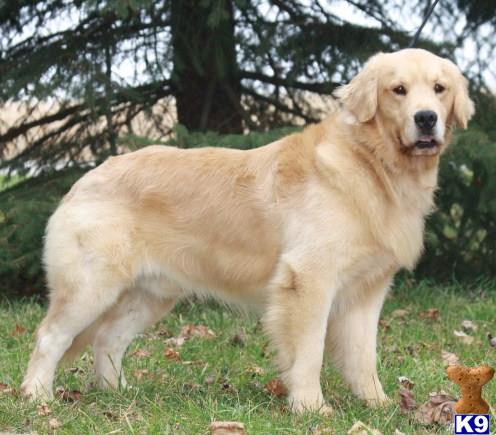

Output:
xmin=21 ymin=276 xmax=126 ymax=401
xmin=93 ymin=288 xmax=178 ymax=389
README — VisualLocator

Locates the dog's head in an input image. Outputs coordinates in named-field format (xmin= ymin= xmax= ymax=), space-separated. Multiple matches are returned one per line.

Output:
xmin=335 ymin=49 xmax=474 ymax=163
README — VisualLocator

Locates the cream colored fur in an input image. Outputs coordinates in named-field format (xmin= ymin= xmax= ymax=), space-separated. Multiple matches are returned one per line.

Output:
xmin=21 ymin=49 xmax=474 ymax=414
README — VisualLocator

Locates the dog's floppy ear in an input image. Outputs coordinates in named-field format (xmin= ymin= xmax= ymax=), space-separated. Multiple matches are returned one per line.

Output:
xmin=453 ymin=75 xmax=475 ymax=129
xmin=334 ymin=55 xmax=380 ymax=123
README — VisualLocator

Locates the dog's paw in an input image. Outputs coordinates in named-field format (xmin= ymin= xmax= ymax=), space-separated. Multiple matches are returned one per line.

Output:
xmin=364 ymin=394 xmax=391 ymax=408
xmin=20 ymin=381 xmax=54 ymax=402
xmin=289 ymin=391 xmax=332 ymax=415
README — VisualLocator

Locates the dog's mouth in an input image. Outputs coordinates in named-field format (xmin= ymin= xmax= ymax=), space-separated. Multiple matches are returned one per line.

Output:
xmin=407 ymin=135 xmax=441 ymax=156
xmin=415 ymin=135 xmax=438 ymax=149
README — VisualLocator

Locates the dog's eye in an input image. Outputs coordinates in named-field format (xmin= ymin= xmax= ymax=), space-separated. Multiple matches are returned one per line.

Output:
xmin=393 ymin=85 xmax=407 ymax=96
xmin=434 ymin=83 xmax=445 ymax=94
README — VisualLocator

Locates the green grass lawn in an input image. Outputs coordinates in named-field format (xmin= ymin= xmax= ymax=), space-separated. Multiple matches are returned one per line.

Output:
xmin=0 ymin=280 xmax=495 ymax=434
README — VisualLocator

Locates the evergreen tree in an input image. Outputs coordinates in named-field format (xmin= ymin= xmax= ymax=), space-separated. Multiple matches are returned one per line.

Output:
xmin=0 ymin=0 xmax=493 ymax=174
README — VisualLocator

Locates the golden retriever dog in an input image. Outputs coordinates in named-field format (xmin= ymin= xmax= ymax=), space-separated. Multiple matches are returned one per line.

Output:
xmin=21 ymin=48 xmax=474 ymax=413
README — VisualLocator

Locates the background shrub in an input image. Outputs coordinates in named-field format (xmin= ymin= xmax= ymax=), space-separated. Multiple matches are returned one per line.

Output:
xmin=0 ymin=169 xmax=84 ymax=297
xmin=1 ymin=127 xmax=494 ymax=297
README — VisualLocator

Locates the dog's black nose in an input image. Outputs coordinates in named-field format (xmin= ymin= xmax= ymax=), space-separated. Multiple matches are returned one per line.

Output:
xmin=414 ymin=110 xmax=437 ymax=130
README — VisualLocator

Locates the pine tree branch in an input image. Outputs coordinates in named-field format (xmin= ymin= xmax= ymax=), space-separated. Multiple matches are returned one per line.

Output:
xmin=241 ymin=85 xmax=319 ymax=123
xmin=240 ymin=70 xmax=339 ymax=94
xmin=0 ymin=80 xmax=173 ymax=153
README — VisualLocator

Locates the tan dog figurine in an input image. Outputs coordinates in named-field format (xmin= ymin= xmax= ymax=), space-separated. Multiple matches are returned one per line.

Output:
xmin=447 ymin=365 xmax=495 ymax=414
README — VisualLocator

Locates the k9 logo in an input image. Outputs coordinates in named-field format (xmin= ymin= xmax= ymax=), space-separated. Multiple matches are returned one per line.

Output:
xmin=454 ymin=414 xmax=490 ymax=434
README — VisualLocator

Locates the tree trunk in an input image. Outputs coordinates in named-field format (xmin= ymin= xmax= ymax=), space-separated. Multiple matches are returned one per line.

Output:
xmin=171 ymin=0 xmax=243 ymax=134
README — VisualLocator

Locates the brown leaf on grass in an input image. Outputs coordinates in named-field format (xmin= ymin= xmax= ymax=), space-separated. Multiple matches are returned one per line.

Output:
xmin=154 ymin=325 xmax=172 ymax=337
xmin=10 ymin=324 xmax=26 ymax=336
xmin=204 ymin=375 xmax=216 ymax=385
xmin=265 ymin=378 xmax=287 ymax=398
xmin=247 ymin=365 xmax=266 ymax=376
xmin=131 ymin=348 xmax=150 ymax=358
xmin=441 ymin=350 xmax=460 ymax=366
xmin=453 ymin=330 xmax=474 ymax=345
xmin=164 ymin=347 xmax=181 ymax=361
xmin=133 ymin=369 xmax=150 ymax=380
xmin=180 ymin=324 xmax=216 ymax=339
xmin=347 ymin=421 xmax=383 ymax=434
xmin=37 ymin=403 xmax=52 ymax=416
xmin=48 ymin=417 xmax=61 ymax=430
xmin=461 ymin=320 xmax=478 ymax=333
xmin=399 ymin=387 xmax=417 ymax=412
xmin=231 ymin=330 xmax=247 ymax=347
xmin=419 ymin=308 xmax=439 ymax=320
xmin=56 ymin=388 xmax=82 ymax=402
xmin=488 ymin=333 xmax=496 ymax=347
xmin=0 ymin=382 xmax=17 ymax=395
xmin=391 ymin=309 xmax=409 ymax=319
xmin=397 ymin=376 xmax=415 ymax=390
xmin=221 ymin=381 xmax=236 ymax=394
xmin=415 ymin=391 xmax=456 ymax=425
xmin=164 ymin=336 xmax=186 ymax=347
xmin=378 ymin=319 xmax=391 ymax=331
xmin=103 ymin=410 xmax=119 ymax=420
xmin=210 ymin=421 xmax=246 ymax=435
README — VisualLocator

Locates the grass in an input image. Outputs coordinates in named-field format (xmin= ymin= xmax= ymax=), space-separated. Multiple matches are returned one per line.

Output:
xmin=0 ymin=280 xmax=495 ymax=434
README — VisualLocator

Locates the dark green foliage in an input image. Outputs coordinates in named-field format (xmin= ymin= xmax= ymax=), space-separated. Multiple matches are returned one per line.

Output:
xmin=0 ymin=168 xmax=85 ymax=297
xmin=417 ymin=129 xmax=496 ymax=281
xmin=1 ymin=127 xmax=494 ymax=297
xmin=5 ymin=0 xmax=492 ymax=174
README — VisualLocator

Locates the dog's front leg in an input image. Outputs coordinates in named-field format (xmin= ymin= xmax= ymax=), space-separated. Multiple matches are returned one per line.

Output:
xmin=325 ymin=277 xmax=391 ymax=406
xmin=264 ymin=261 xmax=335 ymax=414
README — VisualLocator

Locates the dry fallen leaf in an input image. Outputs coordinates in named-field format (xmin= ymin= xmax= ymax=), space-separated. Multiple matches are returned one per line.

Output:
xmin=394 ymin=430 xmax=405 ymax=435
xmin=210 ymin=421 xmax=246 ymax=435
xmin=164 ymin=337 xmax=186 ymax=347
xmin=378 ymin=319 xmax=391 ymax=331
xmin=133 ymin=369 xmax=150 ymax=380
xmin=221 ymin=382 xmax=236 ymax=394
xmin=37 ymin=403 xmax=52 ymax=416
xmin=398 ymin=376 xmax=415 ymax=390
xmin=10 ymin=324 xmax=26 ymax=336
xmin=419 ymin=308 xmax=439 ymax=320
xmin=347 ymin=421 xmax=383 ymax=435
xmin=441 ymin=350 xmax=460 ymax=366
xmin=204 ymin=375 xmax=216 ymax=385
xmin=56 ymin=388 xmax=82 ymax=402
xmin=154 ymin=325 xmax=171 ymax=337
xmin=453 ymin=330 xmax=474 ymax=345
xmin=231 ymin=330 xmax=247 ymax=347
xmin=48 ymin=417 xmax=61 ymax=430
xmin=180 ymin=324 xmax=216 ymax=339
xmin=391 ymin=309 xmax=409 ymax=319
xmin=103 ymin=410 xmax=119 ymax=420
xmin=488 ymin=333 xmax=496 ymax=347
xmin=0 ymin=382 xmax=17 ymax=395
xmin=247 ymin=366 xmax=266 ymax=377
xmin=164 ymin=347 xmax=181 ymax=361
xmin=415 ymin=391 xmax=456 ymax=425
xmin=399 ymin=387 xmax=417 ymax=412
xmin=461 ymin=320 xmax=478 ymax=333
xmin=265 ymin=378 xmax=287 ymax=398
xmin=131 ymin=348 xmax=151 ymax=358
